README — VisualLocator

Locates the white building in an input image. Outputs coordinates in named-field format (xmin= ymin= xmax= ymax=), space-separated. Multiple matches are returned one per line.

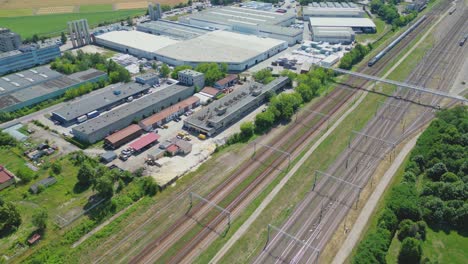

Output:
xmin=311 ymin=27 xmax=355 ymax=44
xmin=178 ymin=69 xmax=205 ymax=88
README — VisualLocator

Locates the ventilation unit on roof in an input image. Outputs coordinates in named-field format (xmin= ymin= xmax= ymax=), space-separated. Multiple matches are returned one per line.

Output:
xmin=2 ymin=77 xmax=10 ymax=81
xmin=15 ymin=73 xmax=24 ymax=77
xmin=11 ymin=82 xmax=20 ymax=87
xmin=26 ymin=78 xmax=34 ymax=82
xmin=0 ymin=87 xmax=4 ymax=92
xmin=39 ymin=74 xmax=48 ymax=78
xmin=29 ymin=69 xmax=38 ymax=74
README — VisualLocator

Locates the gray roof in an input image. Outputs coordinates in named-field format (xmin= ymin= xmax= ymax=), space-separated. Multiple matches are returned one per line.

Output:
xmin=73 ymin=84 xmax=192 ymax=134
xmin=52 ymin=82 xmax=150 ymax=122
xmin=101 ymin=151 xmax=117 ymax=160
xmin=259 ymin=25 xmax=303 ymax=37
xmin=0 ymin=66 xmax=62 ymax=96
xmin=179 ymin=69 xmax=203 ymax=77
xmin=309 ymin=17 xmax=376 ymax=28
xmin=312 ymin=26 xmax=355 ymax=37
xmin=136 ymin=72 xmax=159 ymax=80
xmin=183 ymin=6 xmax=295 ymax=27
xmin=185 ymin=77 xmax=288 ymax=131
xmin=137 ymin=20 xmax=212 ymax=40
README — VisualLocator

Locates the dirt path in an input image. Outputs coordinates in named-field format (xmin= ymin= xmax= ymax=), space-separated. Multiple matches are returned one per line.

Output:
xmin=331 ymin=133 xmax=421 ymax=264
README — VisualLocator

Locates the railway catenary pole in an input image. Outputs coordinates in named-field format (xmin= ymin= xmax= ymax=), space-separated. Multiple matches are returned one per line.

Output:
xmin=188 ymin=192 xmax=231 ymax=228
xmin=252 ymin=141 xmax=292 ymax=169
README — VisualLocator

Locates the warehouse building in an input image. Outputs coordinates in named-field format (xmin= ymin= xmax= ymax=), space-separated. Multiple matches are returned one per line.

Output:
xmin=179 ymin=6 xmax=301 ymax=45
xmin=0 ymin=28 xmax=22 ymax=52
xmin=95 ymin=30 xmax=179 ymax=59
xmin=309 ymin=17 xmax=376 ymax=33
xmin=311 ymin=27 xmax=355 ymax=44
xmin=104 ymin=124 xmax=143 ymax=149
xmin=155 ymin=31 xmax=288 ymax=72
xmin=178 ymin=69 xmax=205 ymax=88
xmin=139 ymin=96 xmax=200 ymax=131
xmin=241 ymin=1 xmax=273 ymax=11
xmin=184 ymin=76 xmax=289 ymax=136
xmin=0 ymin=67 xmax=106 ymax=112
xmin=0 ymin=42 xmax=61 ymax=75
xmin=303 ymin=3 xmax=365 ymax=20
xmin=137 ymin=20 xmax=212 ymax=40
xmin=51 ymin=82 xmax=150 ymax=125
xmin=72 ymin=84 xmax=195 ymax=143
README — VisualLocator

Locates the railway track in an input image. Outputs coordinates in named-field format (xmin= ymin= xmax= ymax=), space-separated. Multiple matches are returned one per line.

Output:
xmin=255 ymin=2 xmax=466 ymax=263
xmin=128 ymin=7 xmax=447 ymax=264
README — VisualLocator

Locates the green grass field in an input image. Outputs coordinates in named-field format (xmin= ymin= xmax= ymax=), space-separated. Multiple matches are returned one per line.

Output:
xmin=0 ymin=9 xmax=145 ymax=38
xmin=0 ymin=9 xmax=34 ymax=17
xmin=79 ymin=4 xmax=114 ymax=13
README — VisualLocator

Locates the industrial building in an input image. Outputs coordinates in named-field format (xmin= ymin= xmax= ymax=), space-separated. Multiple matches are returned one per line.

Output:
xmin=136 ymin=72 xmax=159 ymax=86
xmin=51 ymin=82 xmax=150 ymax=125
xmin=303 ymin=3 xmax=364 ymax=20
xmin=184 ymin=77 xmax=290 ymax=136
xmin=139 ymin=96 xmax=200 ymax=131
xmin=0 ymin=42 xmax=61 ymax=75
xmin=155 ymin=30 xmax=288 ymax=71
xmin=72 ymin=84 xmax=195 ymax=143
xmin=178 ymin=69 xmax=205 ymax=88
xmin=0 ymin=28 xmax=22 ymax=52
xmin=311 ymin=27 xmax=355 ymax=44
xmin=148 ymin=3 xmax=162 ymax=21
xmin=137 ymin=20 xmax=212 ymax=40
xmin=179 ymin=6 xmax=301 ymax=45
xmin=95 ymin=30 xmax=179 ymax=59
xmin=68 ymin=19 xmax=91 ymax=48
xmin=104 ymin=124 xmax=143 ymax=149
xmin=240 ymin=1 xmax=273 ymax=11
xmin=0 ymin=67 xmax=106 ymax=112
xmin=214 ymin=74 xmax=238 ymax=89
xmin=308 ymin=17 xmax=376 ymax=33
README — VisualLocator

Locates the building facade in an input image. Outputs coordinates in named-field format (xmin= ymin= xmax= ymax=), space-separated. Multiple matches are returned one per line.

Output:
xmin=311 ymin=27 xmax=355 ymax=44
xmin=0 ymin=43 xmax=61 ymax=76
xmin=68 ymin=19 xmax=91 ymax=48
xmin=0 ymin=28 xmax=22 ymax=52
xmin=178 ymin=69 xmax=205 ymax=88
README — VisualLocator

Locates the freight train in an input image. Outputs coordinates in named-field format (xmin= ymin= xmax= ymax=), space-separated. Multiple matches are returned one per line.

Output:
xmin=368 ymin=15 xmax=427 ymax=67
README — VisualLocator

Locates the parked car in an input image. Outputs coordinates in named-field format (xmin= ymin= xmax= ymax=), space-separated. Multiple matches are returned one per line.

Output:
xmin=119 ymin=154 xmax=129 ymax=161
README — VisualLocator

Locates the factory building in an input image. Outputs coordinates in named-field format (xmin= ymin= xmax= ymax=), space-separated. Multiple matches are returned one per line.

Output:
xmin=0 ymin=42 xmax=61 ymax=76
xmin=72 ymin=84 xmax=195 ymax=143
xmin=95 ymin=30 xmax=178 ymax=59
xmin=179 ymin=6 xmax=301 ymax=45
xmin=309 ymin=17 xmax=376 ymax=33
xmin=178 ymin=69 xmax=205 ymax=88
xmin=67 ymin=19 xmax=91 ymax=48
xmin=311 ymin=27 xmax=355 ymax=44
xmin=155 ymin=30 xmax=288 ymax=72
xmin=51 ymin=82 xmax=150 ymax=125
xmin=240 ymin=1 xmax=273 ymax=11
xmin=135 ymin=72 xmax=159 ymax=86
xmin=303 ymin=3 xmax=365 ymax=20
xmin=0 ymin=28 xmax=22 ymax=52
xmin=0 ymin=67 xmax=106 ymax=112
xmin=184 ymin=77 xmax=289 ymax=136
xmin=137 ymin=20 xmax=212 ymax=40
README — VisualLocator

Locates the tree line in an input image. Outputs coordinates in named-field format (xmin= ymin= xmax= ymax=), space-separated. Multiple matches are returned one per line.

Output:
xmin=353 ymin=106 xmax=467 ymax=264
xmin=339 ymin=43 xmax=372 ymax=70
xmin=370 ymin=0 xmax=418 ymax=27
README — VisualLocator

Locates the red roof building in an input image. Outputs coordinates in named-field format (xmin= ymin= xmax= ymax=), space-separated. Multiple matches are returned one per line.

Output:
xmin=200 ymin=87 xmax=222 ymax=98
xmin=104 ymin=124 xmax=143 ymax=149
xmin=139 ymin=96 xmax=200 ymax=131
xmin=129 ymin=133 xmax=160 ymax=152
xmin=166 ymin=144 xmax=179 ymax=156
xmin=214 ymin=74 xmax=238 ymax=89
xmin=28 ymin=233 xmax=41 ymax=245
xmin=0 ymin=166 xmax=15 ymax=191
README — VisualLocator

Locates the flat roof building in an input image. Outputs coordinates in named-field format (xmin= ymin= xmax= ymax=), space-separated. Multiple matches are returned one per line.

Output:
xmin=311 ymin=26 xmax=355 ymax=44
xmin=178 ymin=69 xmax=205 ymax=88
xmin=52 ymin=82 xmax=150 ymax=125
xmin=303 ymin=5 xmax=365 ymax=20
xmin=73 ymin=84 xmax=195 ymax=143
xmin=0 ymin=68 xmax=107 ymax=112
xmin=309 ymin=17 xmax=376 ymax=33
xmin=135 ymin=72 xmax=159 ymax=86
xmin=95 ymin=31 xmax=179 ymax=59
xmin=0 ymin=28 xmax=22 ymax=52
xmin=184 ymin=77 xmax=290 ymax=136
xmin=0 ymin=42 xmax=61 ymax=76
xmin=155 ymin=30 xmax=288 ymax=72
xmin=136 ymin=20 xmax=212 ymax=40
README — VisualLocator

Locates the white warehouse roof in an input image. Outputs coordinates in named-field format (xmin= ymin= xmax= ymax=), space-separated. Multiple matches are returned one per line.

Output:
xmin=309 ymin=17 xmax=376 ymax=28
xmin=155 ymin=30 xmax=287 ymax=64
xmin=95 ymin=31 xmax=179 ymax=53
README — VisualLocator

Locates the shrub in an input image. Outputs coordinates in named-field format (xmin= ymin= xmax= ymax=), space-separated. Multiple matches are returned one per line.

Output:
xmin=398 ymin=237 xmax=422 ymax=264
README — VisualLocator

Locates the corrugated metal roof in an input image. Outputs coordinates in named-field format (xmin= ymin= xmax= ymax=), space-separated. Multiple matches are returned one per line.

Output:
xmin=105 ymin=124 xmax=142 ymax=144
xmin=130 ymin=133 xmax=160 ymax=151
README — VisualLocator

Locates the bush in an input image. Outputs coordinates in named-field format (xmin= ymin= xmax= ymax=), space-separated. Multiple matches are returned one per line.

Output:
xmin=398 ymin=237 xmax=422 ymax=264
xmin=240 ymin=121 xmax=254 ymax=140
xmin=377 ymin=208 xmax=398 ymax=233
xmin=16 ymin=167 xmax=36 ymax=183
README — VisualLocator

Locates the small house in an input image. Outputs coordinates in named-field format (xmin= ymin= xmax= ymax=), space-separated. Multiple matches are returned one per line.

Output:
xmin=0 ymin=166 xmax=15 ymax=191
xmin=214 ymin=74 xmax=238 ymax=90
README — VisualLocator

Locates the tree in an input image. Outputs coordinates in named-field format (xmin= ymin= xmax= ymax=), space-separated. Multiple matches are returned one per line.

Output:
xmin=0 ymin=131 xmax=17 ymax=147
xmin=426 ymin=162 xmax=448 ymax=181
xmin=171 ymin=65 xmax=193 ymax=79
xmin=160 ymin=63 xmax=170 ymax=78
xmin=397 ymin=219 xmax=418 ymax=241
xmin=255 ymin=110 xmax=275 ymax=133
xmin=50 ymin=163 xmax=62 ymax=175
xmin=16 ymin=167 xmax=35 ymax=183
xmin=240 ymin=121 xmax=254 ymax=140
xmin=441 ymin=172 xmax=459 ymax=182
xmin=77 ymin=164 xmax=94 ymax=186
xmin=94 ymin=176 xmax=114 ymax=198
xmin=32 ymin=209 xmax=48 ymax=230
xmin=32 ymin=34 xmax=39 ymax=43
xmin=60 ymin=32 xmax=67 ymax=44
xmin=398 ymin=237 xmax=422 ymax=264
xmin=127 ymin=17 xmax=134 ymax=26
xmin=0 ymin=198 xmax=21 ymax=236
xmin=140 ymin=177 xmax=158 ymax=196
xmin=195 ymin=62 xmax=226 ymax=86
xmin=377 ymin=208 xmax=398 ymax=232
xmin=295 ymin=83 xmax=314 ymax=102
xmin=253 ymin=68 xmax=274 ymax=84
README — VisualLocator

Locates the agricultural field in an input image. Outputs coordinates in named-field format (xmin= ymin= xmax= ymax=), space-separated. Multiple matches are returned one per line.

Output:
xmin=0 ymin=0 xmax=184 ymax=10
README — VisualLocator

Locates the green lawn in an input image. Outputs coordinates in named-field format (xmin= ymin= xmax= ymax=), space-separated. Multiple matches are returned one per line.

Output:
xmin=0 ymin=8 xmax=33 ymax=17
xmin=356 ymin=16 xmax=388 ymax=43
xmin=79 ymin=4 xmax=114 ymax=13
xmin=0 ymin=9 xmax=145 ymax=38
